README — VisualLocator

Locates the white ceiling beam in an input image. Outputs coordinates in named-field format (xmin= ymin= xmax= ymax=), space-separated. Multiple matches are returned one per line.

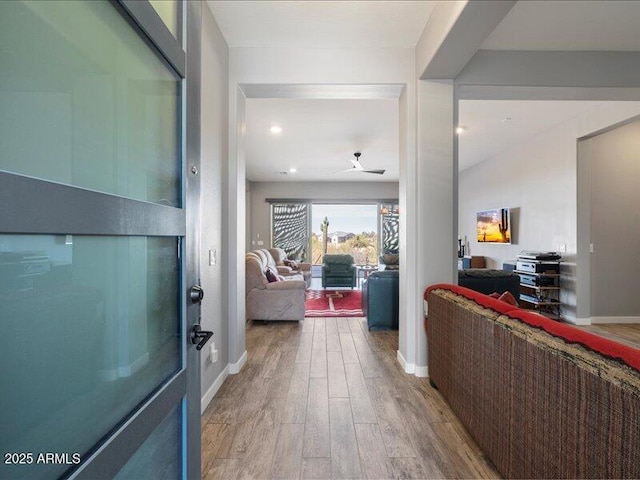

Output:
xmin=238 ymin=83 xmax=404 ymax=99
xmin=417 ymin=0 xmax=516 ymax=80
xmin=458 ymin=85 xmax=640 ymax=102
xmin=457 ymin=50 xmax=640 ymax=88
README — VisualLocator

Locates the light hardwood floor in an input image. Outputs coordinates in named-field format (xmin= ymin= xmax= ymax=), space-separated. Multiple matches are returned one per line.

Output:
xmin=201 ymin=318 xmax=500 ymax=480
xmin=578 ymin=323 xmax=640 ymax=348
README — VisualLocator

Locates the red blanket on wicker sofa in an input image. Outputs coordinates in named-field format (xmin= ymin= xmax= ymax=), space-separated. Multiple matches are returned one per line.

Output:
xmin=424 ymin=284 xmax=640 ymax=479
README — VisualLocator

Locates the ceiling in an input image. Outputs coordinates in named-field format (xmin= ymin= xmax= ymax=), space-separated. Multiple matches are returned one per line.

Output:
xmin=247 ymin=99 xmax=615 ymax=179
xmin=469 ymin=0 xmax=640 ymax=167
xmin=211 ymin=1 xmax=425 ymax=184
xmin=211 ymin=1 xmax=640 ymax=181
xmin=207 ymin=1 xmax=438 ymax=48
xmin=458 ymin=100 xmax=605 ymax=170
xmin=482 ymin=1 xmax=640 ymax=51
xmin=245 ymin=98 xmax=399 ymax=182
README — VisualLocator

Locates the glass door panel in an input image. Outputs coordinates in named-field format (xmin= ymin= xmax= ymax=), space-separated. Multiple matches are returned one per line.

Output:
xmin=0 ymin=0 xmax=181 ymax=207
xmin=310 ymin=204 xmax=379 ymax=265
xmin=0 ymin=0 xmax=200 ymax=478
xmin=0 ymin=234 xmax=180 ymax=480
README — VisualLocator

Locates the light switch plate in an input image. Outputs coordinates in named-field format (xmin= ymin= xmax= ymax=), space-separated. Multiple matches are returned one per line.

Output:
xmin=209 ymin=249 xmax=217 ymax=266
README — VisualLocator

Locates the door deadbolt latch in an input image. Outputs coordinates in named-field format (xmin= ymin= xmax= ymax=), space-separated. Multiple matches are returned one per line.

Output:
xmin=189 ymin=285 xmax=204 ymax=304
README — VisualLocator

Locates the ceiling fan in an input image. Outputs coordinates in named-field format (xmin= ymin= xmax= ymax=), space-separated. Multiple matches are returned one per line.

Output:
xmin=334 ymin=152 xmax=385 ymax=175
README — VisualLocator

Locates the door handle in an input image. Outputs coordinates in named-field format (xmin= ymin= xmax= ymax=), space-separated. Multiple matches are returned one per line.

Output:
xmin=191 ymin=324 xmax=213 ymax=351
xmin=189 ymin=285 xmax=204 ymax=304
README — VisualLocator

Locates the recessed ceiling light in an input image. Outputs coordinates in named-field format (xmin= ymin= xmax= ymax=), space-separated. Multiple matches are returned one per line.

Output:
xmin=270 ymin=125 xmax=282 ymax=134
xmin=289 ymin=167 xmax=297 ymax=173
xmin=455 ymin=126 xmax=466 ymax=135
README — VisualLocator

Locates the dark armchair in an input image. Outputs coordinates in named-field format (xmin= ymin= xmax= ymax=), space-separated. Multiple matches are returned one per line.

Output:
xmin=321 ymin=254 xmax=356 ymax=289
xmin=362 ymin=270 xmax=399 ymax=330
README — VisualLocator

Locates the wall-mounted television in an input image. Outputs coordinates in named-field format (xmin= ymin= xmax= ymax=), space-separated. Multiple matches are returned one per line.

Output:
xmin=476 ymin=208 xmax=511 ymax=244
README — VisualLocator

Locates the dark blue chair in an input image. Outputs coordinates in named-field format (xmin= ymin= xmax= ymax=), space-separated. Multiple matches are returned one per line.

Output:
xmin=321 ymin=254 xmax=356 ymax=289
xmin=362 ymin=271 xmax=399 ymax=330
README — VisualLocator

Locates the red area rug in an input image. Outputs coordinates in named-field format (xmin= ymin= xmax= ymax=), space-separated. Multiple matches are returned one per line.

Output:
xmin=305 ymin=289 xmax=363 ymax=317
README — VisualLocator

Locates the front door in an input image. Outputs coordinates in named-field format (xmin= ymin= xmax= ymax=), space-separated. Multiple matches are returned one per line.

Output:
xmin=0 ymin=1 xmax=202 ymax=478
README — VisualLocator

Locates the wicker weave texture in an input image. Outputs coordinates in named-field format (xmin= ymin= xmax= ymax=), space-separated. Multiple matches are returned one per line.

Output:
xmin=428 ymin=290 xmax=640 ymax=479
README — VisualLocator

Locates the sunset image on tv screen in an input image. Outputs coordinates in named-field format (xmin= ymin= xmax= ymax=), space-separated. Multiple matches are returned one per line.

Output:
xmin=476 ymin=208 xmax=511 ymax=243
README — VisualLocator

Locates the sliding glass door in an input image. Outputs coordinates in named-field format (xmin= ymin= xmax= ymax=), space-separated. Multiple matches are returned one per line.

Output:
xmin=0 ymin=1 xmax=202 ymax=478
xmin=310 ymin=204 xmax=379 ymax=265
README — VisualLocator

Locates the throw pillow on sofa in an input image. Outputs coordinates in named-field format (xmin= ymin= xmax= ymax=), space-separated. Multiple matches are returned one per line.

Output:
xmin=284 ymin=259 xmax=298 ymax=269
xmin=499 ymin=291 xmax=519 ymax=306
xmin=489 ymin=291 xmax=519 ymax=306
xmin=265 ymin=267 xmax=280 ymax=283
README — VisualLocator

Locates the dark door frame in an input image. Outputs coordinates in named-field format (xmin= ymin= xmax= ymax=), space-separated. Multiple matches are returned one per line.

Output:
xmin=0 ymin=1 xmax=202 ymax=478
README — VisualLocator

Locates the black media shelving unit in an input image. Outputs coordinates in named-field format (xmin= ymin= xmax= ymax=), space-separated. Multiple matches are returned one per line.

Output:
xmin=515 ymin=253 xmax=562 ymax=320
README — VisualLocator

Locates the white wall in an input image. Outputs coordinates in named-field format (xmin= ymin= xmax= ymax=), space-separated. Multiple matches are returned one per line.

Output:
xmin=231 ymin=47 xmax=414 ymax=85
xmin=200 ymin=5 xmax=229 ymax=408
xmin=248 ymin=181 xmax=399 ymax=249
xmin=397 ymin=88 xmax=412 ymax=362
xmin=411 ymin=80 xmax=456 ymax=376
xmin=458 ymin=101 xmax=640 ymax=322
xmin=227 ymin=46 xmax=415 ymax=371
xmin=227 ymin=1 xmax=491 ymax=374
xmin=579 ymin=118 xmax=640 ymax=322
xmin=245 ymin=182 xmax=252 ymax=251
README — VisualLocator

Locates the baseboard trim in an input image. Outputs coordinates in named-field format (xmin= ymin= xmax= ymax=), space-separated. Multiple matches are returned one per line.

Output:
xmin=591 ymin=316 xmax=640 ymax=324
xmin=397 ymin=349 xmax=414 ymax=374
xmin=201 ymin=365 xmax=229 ymax=415
xmin=229 ymin=350 xmax=247 ymax=374
xmin=396 ymin=350 xmax=428 ymax=377
xmin=566 ymin=316 xmax=591 ymax=326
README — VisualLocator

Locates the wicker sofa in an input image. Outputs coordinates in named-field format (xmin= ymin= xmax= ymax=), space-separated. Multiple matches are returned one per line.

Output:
xmin=245 ymin=250 xmax=306 ymax=321
xmin=424 ymin=284 xmax=640 ymax=479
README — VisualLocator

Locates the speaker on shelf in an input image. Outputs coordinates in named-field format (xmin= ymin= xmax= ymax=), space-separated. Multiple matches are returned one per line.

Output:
xmin=463 ymin=256 xmax=486 ymax=269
